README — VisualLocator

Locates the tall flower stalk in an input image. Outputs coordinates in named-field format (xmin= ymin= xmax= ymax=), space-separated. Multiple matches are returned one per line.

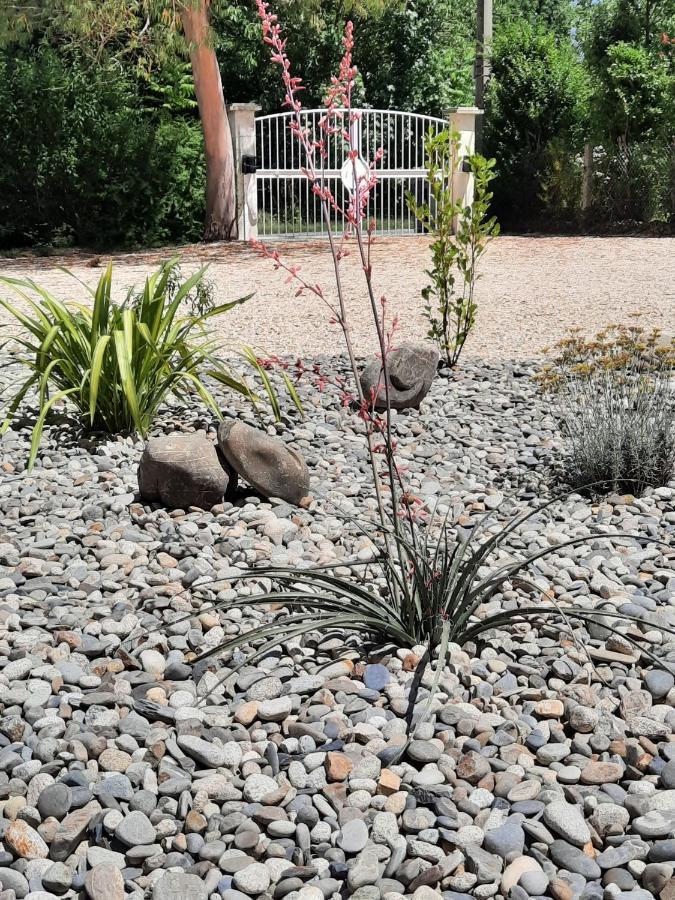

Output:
xmin=253 ymin=2 xmax=409 ymax=566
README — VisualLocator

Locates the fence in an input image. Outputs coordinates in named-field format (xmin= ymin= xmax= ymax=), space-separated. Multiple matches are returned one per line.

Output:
xmin=227 ymin=104 xmax=481 ymax=240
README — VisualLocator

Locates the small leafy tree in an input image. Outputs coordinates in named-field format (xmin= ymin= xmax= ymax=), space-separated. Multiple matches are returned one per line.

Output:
xmin=407 ymin=129 xmax=499 ymax=368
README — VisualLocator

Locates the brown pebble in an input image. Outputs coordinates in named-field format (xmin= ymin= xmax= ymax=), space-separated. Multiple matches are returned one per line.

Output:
xmin=325 ymin=752 xmax=353 ymax=782
xmin=377 ymin=769 xmax=401 ymax=796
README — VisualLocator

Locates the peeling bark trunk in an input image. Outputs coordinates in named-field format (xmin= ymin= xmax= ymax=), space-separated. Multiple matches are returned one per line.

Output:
xmin=180 ymin=0 xmax=237 ymax=241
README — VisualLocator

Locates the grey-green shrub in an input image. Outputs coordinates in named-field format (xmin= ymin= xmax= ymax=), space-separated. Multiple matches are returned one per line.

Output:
xmin=540 ymin=324 xmax=675 ymax=495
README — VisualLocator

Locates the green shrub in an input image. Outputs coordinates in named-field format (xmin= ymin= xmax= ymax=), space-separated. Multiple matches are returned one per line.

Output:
xmin=407 ymin=128 xmax=499 ymax=368
xmin=484 ymin=21 xmax=590 ymax=229
xmin=595 ymin=41 xmax=673 ymax=143
xmin=0 ymin=47 xmax=205 ymax=249
xmin=540 ymin=323 xmax=675 ymax=494
xmin=0 ymin=260 xmax=299 ymax=469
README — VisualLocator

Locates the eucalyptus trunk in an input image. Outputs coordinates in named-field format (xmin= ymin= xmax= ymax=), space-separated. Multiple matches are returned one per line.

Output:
xmin=180 ymin=0 xmax=237 ymax=241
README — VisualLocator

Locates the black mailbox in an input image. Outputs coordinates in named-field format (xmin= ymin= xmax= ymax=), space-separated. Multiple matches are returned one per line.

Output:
xmin=242 ymin=155 xmax=258 ymax=174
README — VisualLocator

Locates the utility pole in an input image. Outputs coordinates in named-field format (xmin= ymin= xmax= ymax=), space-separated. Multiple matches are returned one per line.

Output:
xmin=474 ymin=0 xmax=492 ymax=153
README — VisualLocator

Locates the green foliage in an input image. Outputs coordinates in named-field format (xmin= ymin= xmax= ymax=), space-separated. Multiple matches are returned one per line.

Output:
xmin=539 ymin=323 xmax=675 ymax=495
xmin=0 ymin=260 xmax=300 ymax=469
xmin=214 ymin=0 xmax=473 ymax=114
xmin=484 ymin=20 xmax=591 ymax=229
xmin=495 ymin=0 xmax=574 ymax=35
xmin=407 ymin=129 xmax=499 ymax=368
xmin=594 ymin=41 xmax=673 ymax=142
xmin=580 ymin=0 xmax=675 ymax=64
xmin=0 ymin=46 xmax=205 ymax=249
xmin=0 ymin=0 xmax=672 ymax=243
xmin=352 ymin=0 xmax=473 ymax=114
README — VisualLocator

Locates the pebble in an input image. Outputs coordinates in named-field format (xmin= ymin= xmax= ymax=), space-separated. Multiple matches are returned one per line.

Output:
xmin=0 ymin=354 xmax=673 ymax=900
xmin=543 ymin=799 xmax=592 ymax=846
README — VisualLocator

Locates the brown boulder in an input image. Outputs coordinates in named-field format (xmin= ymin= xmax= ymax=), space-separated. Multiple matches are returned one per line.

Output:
xmin=217 ymin=420 xmax=309 ymax=505
xmin=138 ymin=434 xmax=234 ymax=509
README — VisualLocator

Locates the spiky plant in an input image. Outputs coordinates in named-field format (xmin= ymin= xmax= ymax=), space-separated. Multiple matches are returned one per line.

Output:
xmin=133 ymin=494 xmax=674 ymax=724
xmin=0 ymin=259 xmax=301 ymax=469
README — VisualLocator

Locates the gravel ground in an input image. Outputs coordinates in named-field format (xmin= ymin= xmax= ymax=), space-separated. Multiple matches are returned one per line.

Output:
xmin=0 ymin=353 xmax=674 ymax=900
xmin=1 ymin=236 xmax=674 ymax=358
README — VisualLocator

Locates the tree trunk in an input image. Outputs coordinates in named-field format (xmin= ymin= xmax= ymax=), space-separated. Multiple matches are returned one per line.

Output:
xmin=180 ymin=0 xmax=237 ymax=241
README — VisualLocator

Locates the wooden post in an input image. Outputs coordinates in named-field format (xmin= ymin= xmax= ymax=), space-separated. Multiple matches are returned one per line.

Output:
xmin=474 ymin=0 xmax=492 ymax=153
xmin=227 ymin=103 xmax=261 ymax=241
xmin=582 ymin=142 xmax=593 ymax=213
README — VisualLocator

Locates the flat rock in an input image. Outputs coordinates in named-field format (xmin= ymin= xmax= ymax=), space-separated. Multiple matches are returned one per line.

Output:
xmin=5 ymin=820 xmax=48 ymax=860
xmin=151 ymin=872 xmax=208 ymax=900
xmin=543 ymin=799 xmax=591 ymax=846
xmin=85 ymin=863 xmax=125 ymax=900
xmin=217 ymin=420 xmax=309 ymax=505
xmin=177 ymin=734 xmax=227 ymax=768
xmin=114 ymin=810 xmax=156 ymax=847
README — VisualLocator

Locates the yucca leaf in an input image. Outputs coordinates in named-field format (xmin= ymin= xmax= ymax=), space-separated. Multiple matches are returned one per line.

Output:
xmin=460 ymin=606 xmax=675 ymax=676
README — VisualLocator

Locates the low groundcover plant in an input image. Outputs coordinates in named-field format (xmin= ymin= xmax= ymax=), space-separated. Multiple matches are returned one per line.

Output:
xmin=539 ymin=321 xmax=675 ymax=495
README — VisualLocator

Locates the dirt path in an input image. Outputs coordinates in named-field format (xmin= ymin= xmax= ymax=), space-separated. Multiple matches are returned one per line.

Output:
xmin=1 ymin=235 xmax=673 ymax=358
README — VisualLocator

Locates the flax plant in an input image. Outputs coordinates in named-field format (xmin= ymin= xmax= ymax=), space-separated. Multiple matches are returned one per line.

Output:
xmin=0 ymin=259 xmax=300 ymax=469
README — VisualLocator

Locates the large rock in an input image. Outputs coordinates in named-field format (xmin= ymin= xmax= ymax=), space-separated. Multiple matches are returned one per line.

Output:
xmin=359 ymin=342 xmax=438 ymax=411
xmin=217 ymin=420 xmax=310 ymax=505
xmin=138 ymin=434 xmax=234 ymax=509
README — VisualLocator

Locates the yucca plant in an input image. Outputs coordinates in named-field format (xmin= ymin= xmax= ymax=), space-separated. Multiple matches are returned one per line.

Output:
xmin=175 ymin=493 xmax=674 ymax=721
xmin=0 ymin=259 xmax=301 ymax=469
xmin=163 ymin=7 xmax=673 ymax=734
xmin=119 ymin=11 xmax=674 ymax=742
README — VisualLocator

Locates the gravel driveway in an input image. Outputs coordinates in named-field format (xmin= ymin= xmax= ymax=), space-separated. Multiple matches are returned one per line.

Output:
xmin=1 ymin=235 xmax=673 ymax=358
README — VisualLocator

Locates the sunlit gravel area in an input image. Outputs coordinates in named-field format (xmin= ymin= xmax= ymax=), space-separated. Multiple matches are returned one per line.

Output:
xmin=1 ymin=235 xmax=674 ymax=358
xmin=0 ymin=347 xmax=674 ymax=900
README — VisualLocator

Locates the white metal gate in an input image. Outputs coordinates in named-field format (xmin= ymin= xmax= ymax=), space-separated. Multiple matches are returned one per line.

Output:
xmin=255 ymin=108 xmax=448 ymax=239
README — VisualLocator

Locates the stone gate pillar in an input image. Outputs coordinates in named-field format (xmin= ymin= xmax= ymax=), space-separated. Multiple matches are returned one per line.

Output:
xmin=227 ymin=103 xmax=261 ymax=241
xmin=446 ymin=106 xmax=482 ymax=230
